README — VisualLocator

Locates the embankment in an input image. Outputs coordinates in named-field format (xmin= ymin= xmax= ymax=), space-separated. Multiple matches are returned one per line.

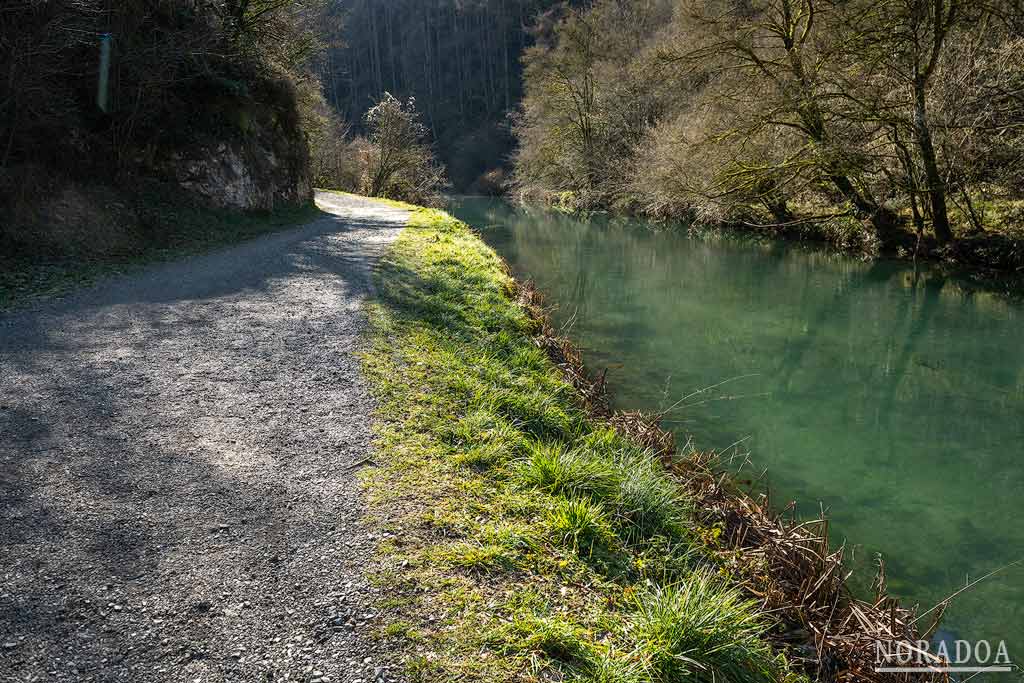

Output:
xmin=357 ymin=204 xmax=946 ymax=682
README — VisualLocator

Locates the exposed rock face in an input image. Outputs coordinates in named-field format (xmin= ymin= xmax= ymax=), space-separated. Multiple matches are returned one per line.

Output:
xmin=176 ymin=143 xmax=259 ymax=209
xmin=161 ymin=76 xmax=313 ymax=211
xmin=170 ymin=131 xmax=311 ymax=211
xmin=173 ymin=141 xmax=311 ymax=211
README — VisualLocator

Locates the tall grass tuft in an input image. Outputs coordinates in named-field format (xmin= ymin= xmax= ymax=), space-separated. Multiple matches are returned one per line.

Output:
xmin=549 ymin=498 xmax=612 ymax=550
xmin=631 ymin=569 xmax=788 ymax=683
xmin=612 ymin=450 xmax=687 ymax=543
xmin=585 ymin=651 xmax=645 ymax=683
xmin=519 ymin=442 xmax=618 ymax=498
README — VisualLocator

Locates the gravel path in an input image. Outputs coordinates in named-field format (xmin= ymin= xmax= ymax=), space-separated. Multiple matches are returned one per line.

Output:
xmin=0 ymin=192 xmax=408 ymax=682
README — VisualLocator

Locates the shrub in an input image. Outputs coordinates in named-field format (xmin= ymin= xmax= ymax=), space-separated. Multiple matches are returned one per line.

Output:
xmin=362 ymin=93 xmax=447 ymax=206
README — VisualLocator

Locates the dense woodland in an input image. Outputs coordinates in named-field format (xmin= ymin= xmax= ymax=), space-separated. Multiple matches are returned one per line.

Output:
xmin=311 ymin=0 xmax=565 ymax=191
xmin=513 ymin=0 xmax=1024 ymax=261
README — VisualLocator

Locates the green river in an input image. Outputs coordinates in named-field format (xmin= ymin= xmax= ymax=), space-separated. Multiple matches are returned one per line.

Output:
xmin=449 ymin=196 xmax=1024 ymax=670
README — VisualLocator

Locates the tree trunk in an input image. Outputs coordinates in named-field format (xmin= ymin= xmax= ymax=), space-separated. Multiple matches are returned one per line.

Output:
xmin=501 ymin=0 xmax=510 ymax=111
xmin=892 ymin=126 xmax=924 ymax=234
xmin=960 ymin=187 xmax=984 ymax=232
xmin=913 ymin=79 xmax=953 ymax=243
xmin=783 ymin=35 xmax=877 ymax=219
xmin=765 ymin=196 xmax=793 ymax=224
xmin=827 ymin=172 xmax=877 ymax=217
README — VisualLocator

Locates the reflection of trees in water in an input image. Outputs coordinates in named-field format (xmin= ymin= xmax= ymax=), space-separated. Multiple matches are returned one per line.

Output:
xmin=502 ymin=202 xmax=1022 ymax=428
xmin=469 ymin=197 xmax=1024 ymax=430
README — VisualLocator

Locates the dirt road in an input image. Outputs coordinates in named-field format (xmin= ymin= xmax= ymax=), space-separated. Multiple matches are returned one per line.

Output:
xmin=0 ymin=192 xmax=408 ymax=682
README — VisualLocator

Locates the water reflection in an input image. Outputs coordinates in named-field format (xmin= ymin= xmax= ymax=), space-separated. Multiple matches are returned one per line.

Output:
xmin=450 ymin=197 xmax=1024 ymax=660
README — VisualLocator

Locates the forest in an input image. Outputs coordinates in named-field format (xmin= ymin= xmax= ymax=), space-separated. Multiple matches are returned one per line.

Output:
xmin=513 ymin=0 xmax=1024 ymax=263
xmin=2 ymin=0 xmax=323 ymax=188
xmin=312 ymin=0 xmax=565 ymax=191
xmin=3 ymin=3 xmax=1023 ymax=683
xmin=309 ymin=0 xmax=1024 ymax=267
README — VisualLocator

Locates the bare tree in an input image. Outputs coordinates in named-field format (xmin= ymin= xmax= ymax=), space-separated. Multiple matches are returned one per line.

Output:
xmin=669 ymin=0 xmax=888 ymax=224
xmin=364 ymin=92 xmax=446 ymax=203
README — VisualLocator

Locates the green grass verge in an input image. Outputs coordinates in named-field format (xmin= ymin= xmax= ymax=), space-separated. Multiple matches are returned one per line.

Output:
xmin=0 ymin=194 xmax=320 ymax=310
xmin=360 ymin=207 xmax=807 ymax=682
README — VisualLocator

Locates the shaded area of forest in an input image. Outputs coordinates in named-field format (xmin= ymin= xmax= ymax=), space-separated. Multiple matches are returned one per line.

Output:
xmin=0 ymin=0 xmax=329 ymax=281
xmin=314 ymin=0 xmax=567 ymax=191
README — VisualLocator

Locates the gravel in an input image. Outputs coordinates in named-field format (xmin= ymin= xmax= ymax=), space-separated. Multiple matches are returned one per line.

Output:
xmin=0 ymin=192 xmax=409 ymax=682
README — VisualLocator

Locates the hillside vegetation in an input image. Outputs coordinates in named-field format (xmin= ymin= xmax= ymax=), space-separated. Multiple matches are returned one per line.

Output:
xmin=313 ymin=0 xmax=566 ymax=192
xmin=513 ymin=0 xmax=1024 ymax=270
xmin=1 ymin=0 xmax=331 ymax=276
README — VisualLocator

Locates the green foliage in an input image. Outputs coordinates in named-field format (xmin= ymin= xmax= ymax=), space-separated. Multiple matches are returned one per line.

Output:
xmin=513 ymin=0 xmax=1024 ymax=257
xmin=499 ymin=612 xmax=593 ymax=662
xmin=443 ymin=542 xmax=512 ymax=573
xmin=548 ymin=498 xmax=613 ymax=550
xmin=613 ymin=451 xmax=688 ymax=544
xmin=520 ymin=442 xmax=618 ymax=498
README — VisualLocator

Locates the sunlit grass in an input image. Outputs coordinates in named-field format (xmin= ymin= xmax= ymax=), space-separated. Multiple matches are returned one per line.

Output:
xmin=548 ymin=498 xmax=613 ymax=550
xmin=358 ymin=204 xmax=804 ymax=682
xmin=519 ymin=442 xmax=619 ymax=497
xmin=631 ymin=570 xmax=786 ymax=683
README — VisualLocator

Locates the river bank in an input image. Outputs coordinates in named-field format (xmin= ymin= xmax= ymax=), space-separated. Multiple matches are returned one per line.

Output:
xmin=517 ymin=192 xmax=1024 ymax=297
xmin=451 ymin=196 xmax=1024 ymax=665
xmin=714 ymin=209 xmax=1024 ymax=297
xmin=358 ymin=203 xmax=946 ymax=682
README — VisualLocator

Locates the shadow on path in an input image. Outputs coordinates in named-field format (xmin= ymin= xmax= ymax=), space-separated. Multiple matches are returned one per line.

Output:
xmin=0 ymin=193 xmax=408 ymax=682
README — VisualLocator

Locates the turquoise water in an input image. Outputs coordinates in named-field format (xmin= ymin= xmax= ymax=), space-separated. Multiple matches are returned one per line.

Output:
xmin=449 ymin=197 xmax=1024 ymax=669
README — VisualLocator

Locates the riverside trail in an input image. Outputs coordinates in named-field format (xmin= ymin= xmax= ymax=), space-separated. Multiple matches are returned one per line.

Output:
xmin=0 ymin=192 xmax=408 ymax=682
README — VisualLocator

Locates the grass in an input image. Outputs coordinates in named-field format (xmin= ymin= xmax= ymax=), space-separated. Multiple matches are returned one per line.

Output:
xmin=520 ymin=442 xmax=618 ymax=497
xmin=631 ymin=571 xmax=781 ymax=683
xmin=0 ymin=183 xmax=320 ymax=310
xmin=548 ymin=498 xmax=613 ymax=551
xmin=358 ymin=205 xmax=806 ymax=682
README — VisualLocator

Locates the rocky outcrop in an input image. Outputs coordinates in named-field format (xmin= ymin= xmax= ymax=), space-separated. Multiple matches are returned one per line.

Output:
xmin=172 ymin=138 xmax=311 ymax=211
xmin=163 ymin=86 xmax=313 ymax=211
xmin=147 ymin=72 xmax=313 ymax=212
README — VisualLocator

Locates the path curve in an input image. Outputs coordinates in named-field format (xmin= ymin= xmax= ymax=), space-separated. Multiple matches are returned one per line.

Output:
xmin=0 ymin=192 xmax=408 ymax=682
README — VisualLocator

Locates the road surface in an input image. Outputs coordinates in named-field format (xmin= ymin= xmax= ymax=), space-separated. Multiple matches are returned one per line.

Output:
xmin=0 ymin=192 xmax=408 ymax=682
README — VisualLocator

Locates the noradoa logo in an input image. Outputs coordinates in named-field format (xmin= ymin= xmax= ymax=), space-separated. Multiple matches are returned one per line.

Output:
xmin=875 ymin=638 xmax=1014 ymax=673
